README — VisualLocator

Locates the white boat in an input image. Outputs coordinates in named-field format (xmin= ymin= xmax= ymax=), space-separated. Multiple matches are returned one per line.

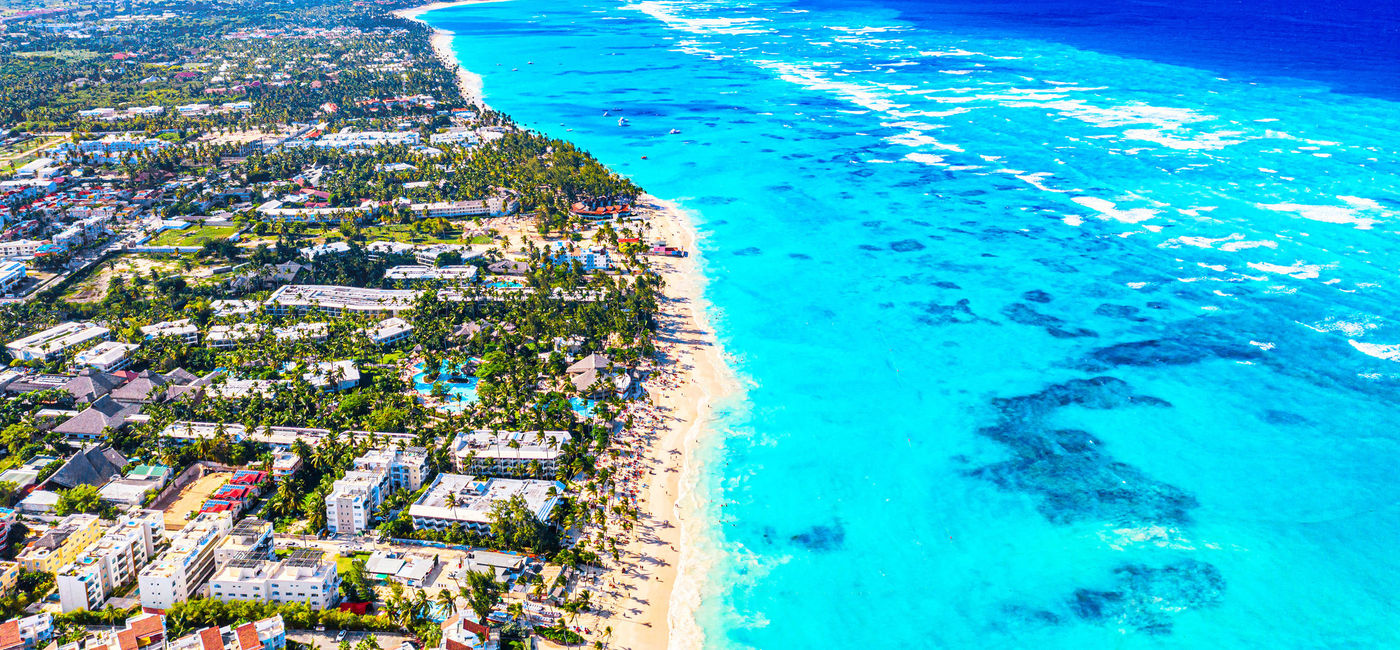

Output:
xmin=669 ymin=128 xmax=681 ymax=134
xmin=618 ymin=117 xmax=628 ymax=126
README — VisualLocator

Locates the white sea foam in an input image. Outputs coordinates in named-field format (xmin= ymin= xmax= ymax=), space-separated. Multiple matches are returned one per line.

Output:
xmin=624 ymin=0 xmax=772 ymax=34
xmin=1071 ymin=196 xmax=1159 ymax=223
xmin=1246 ymin=261 xmax=1325 ymax=279
xmin=1256 ymin=201 xmax=1383 ymax=230
xmin=1348 ymin=340 xmax=1400 ymax=361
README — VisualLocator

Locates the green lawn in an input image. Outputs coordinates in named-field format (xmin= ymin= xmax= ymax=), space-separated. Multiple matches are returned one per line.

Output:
xmin=359 ymin=223 xmax=479 ymax=245
xmin=335 ymin=552 xmax=372 ymax=573
xmin=147 ymin=224 xmax=239 ymax=246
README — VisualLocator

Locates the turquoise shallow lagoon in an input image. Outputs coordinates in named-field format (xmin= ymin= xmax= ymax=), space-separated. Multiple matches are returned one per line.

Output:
xmin=425 ymin=0 xmax=1400 ymax=646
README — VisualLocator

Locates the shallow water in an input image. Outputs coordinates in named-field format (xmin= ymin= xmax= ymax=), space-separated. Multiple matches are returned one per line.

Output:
xmin=426 ymin=0 xmax=1400 ymax=646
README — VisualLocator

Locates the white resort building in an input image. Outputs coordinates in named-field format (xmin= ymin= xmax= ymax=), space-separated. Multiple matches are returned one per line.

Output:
xmin=407 ymin=474 xmax=564 ymax=534
xmin=208 ymin=549 xmax=339 ymax=611
xmin=451 ymin=430 xmax=571 ymax=477
xmin=7 ymin=322 xmax=110 ymax=362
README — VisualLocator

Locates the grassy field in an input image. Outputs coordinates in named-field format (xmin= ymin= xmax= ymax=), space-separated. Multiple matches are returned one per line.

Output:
xmin=147 ymin=224 xmax=239 ymax=246
xmin=0 ymin=134 xmax=66 ymax=171
xmin=15 ymin=49 xmax=100 ymax=63
xmin=61 ymin=253 xmax=225 ymax=302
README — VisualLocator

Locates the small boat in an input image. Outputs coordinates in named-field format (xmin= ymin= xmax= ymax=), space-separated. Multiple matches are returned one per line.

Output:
xmin=528 ymin=61 xmax=534 ymax=65
xmin=603 ymin=110 xmax=610 ymax=116
xmin=618 ymin=117 xmax=628 ymax=126
xmin=669 ymin=128 xmax=681 ymax=134
xmin=511 ymin=68 xmax=518 ymax=71
xmin=641 ymin=156 xmax=648 ymax=160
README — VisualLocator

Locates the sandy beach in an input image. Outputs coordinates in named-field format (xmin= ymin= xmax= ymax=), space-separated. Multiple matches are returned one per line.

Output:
xmin=584 ymin=197 xmax=736 ymax=650
xmin=396 ymin=2 xmax=736 ymax=644
xmin=392 ymin=1 xmax=500 ymax=106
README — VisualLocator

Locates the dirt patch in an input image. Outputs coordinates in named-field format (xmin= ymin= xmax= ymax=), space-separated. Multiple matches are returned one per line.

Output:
xmin=161 ymin=471 xmax=231 ymax=530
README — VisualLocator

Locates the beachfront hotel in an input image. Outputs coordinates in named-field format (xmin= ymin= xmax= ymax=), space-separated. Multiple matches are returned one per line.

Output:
xmin=137 ymin=512 xmax=233 ymax=611
xmin=451 ymin=430 xmax=572 ymax=477
xmin=140 ymin=318 xmax=200 ymax=344
xmin=55 ymin=511 xmax=164 ymax=612
xmin=407 ymin=474 xmax=565 ymax=534
xmin=6 ymin=322 xmax=111 ymax=362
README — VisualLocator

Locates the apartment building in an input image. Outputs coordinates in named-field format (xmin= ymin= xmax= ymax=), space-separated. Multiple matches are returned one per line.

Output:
xmin=137 ymin=512 xmax=233 ymax=611
xmin=325 ymin=470 xmax=388 ymax=536
xmin=212 ymin=518 xmax=274 ymax=568
xmin=55 ymin=511 xmax=164 ymax=612
xmin=353 ymin=447 xmax=430 ymax=493
xmin=17 ymin=514 xmax=103 ymax=574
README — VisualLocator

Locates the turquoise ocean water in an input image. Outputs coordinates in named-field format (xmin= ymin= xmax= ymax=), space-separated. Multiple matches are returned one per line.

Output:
xmin=424 ymin=0 xmax=1400 ymax=646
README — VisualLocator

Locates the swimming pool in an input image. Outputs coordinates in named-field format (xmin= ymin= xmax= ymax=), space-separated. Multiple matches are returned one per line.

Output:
xmin=411 ymin=359 xmax=479 ymax=412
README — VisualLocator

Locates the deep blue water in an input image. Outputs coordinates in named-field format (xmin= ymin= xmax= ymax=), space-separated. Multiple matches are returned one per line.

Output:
xmin=425 ymin=0 xmax=1400 ymax=647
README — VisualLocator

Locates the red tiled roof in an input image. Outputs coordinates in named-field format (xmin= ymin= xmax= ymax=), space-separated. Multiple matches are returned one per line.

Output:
xmin=129 ymin=615 xmax=163 ymax=639
xmin=0 ymin=621 xmax=22 ymax=650
xmin=234 ymin=623 xmax=259 ymax=650
xmin=461 ymin=620 xmax=489 ymax=639
xmin=117 ymin=628 xmax=139 ymax=650
xmin=198 ymin=627 xmax=223 ymax=650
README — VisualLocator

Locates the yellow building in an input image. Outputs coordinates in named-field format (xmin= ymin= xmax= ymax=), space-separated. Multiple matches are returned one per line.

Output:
xmin=0 ymin=561 xmax=18 ymax=593
xmin=17 ymin=514 xmax=103 ymax=574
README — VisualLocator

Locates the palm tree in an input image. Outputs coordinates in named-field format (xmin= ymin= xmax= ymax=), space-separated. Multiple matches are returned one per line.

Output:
xmin=435 ymin=588 xmax=457 ymax=618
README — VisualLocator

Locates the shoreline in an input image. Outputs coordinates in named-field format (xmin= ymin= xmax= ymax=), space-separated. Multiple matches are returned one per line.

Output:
xmin=392 ymin=1 xmax=499 ymax=107
xmin=394 ymin=2 xmax=739 ymax=647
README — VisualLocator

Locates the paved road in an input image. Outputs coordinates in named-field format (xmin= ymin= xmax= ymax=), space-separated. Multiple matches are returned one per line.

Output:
xmin=288 ymin=628 xmax=412 ymax=650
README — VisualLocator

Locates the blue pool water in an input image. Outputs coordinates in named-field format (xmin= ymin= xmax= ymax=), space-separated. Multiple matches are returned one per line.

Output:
xmin=426 ymin=0 xmax=1400 ymax=647
xmin=412 ymin=360 xmax=480 ymax=411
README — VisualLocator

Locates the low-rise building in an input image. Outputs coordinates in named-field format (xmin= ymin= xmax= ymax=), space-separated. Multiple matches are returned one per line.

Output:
xmin=354 ymin=447 xmax=430 ymax=493
xmin=72 ymin=341 xmax=140 ymax=373
xmin=407 ymin=197 xmax=514 ymax=219
xmin=137 ymin=512 xmax=233 ymax=611
xmin=208 ymin=549 xmax=339 ymax=610
xmin=365 ymin=317 xmax=413 ymax=346
xmin=15 ymin=514 xmax=99 ymax=573
xmin=17 ymin=514 xmax=104 ymax=574
xmin=407 ymin=474 xmax=564 ymax=534
xmin=266 ymin=285 xmax=416 ymax=317
xmin=0 ymin=613 xmax=54 ymax=650
xmin=0 ymin=261 xmax=26 ymax=295
xmin=165 ymin=615 xmax=285 ymax=650
xmin=98 ymin=465 xmax=171 ymax=507
xmin=208 ymin=324 xmax=263 ymax=349
xmin=270 ymin=452 xmax=301 ymax=480
xmin=213 ymin=518 xmax=274 ymax=567
xmin=272 ymin=322 xmax=329 ymax=343
xmin=452 ymin=430 xmax=571 ymax=478
xmin=302 ymin=360 xmax=359 ymax=391
xmin=384 ymin=265 xmax=479 ymax=284
xmin=7 ymin=322 xmax=111 ymax=362
xmin=140 ymin=319 xmax=200 ymax=344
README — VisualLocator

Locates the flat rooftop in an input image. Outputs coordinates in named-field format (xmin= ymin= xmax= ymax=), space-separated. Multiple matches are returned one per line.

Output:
xmin=408 ymin=474 xmax=563 ymax=524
